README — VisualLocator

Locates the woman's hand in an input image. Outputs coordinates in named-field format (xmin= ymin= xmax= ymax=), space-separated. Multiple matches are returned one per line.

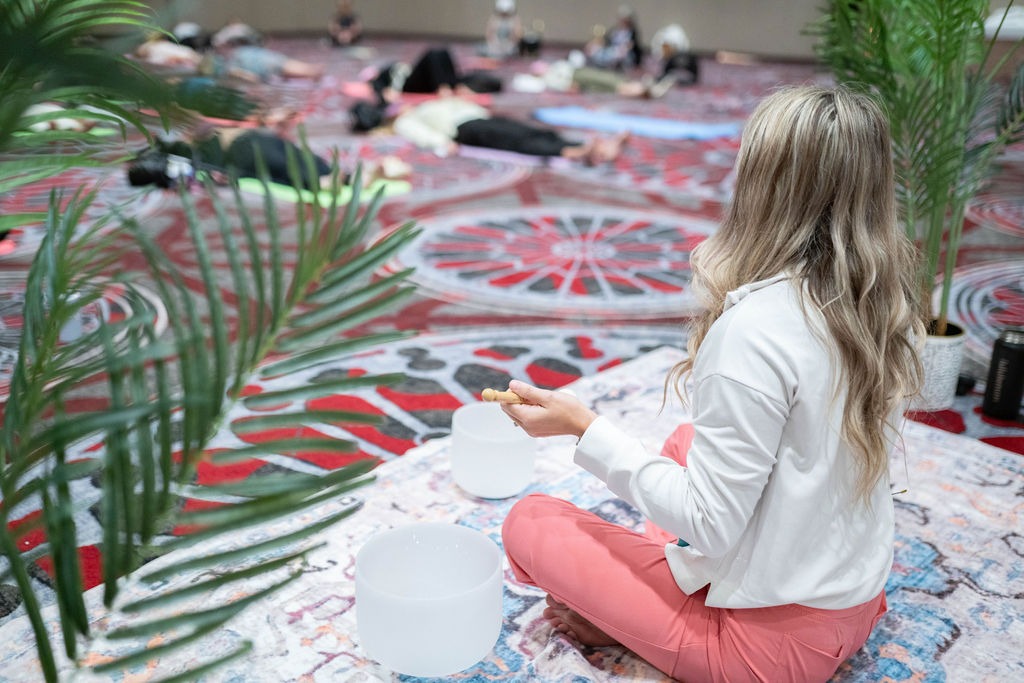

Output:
xmin=500 ymin=380 xmax=598 ymax=440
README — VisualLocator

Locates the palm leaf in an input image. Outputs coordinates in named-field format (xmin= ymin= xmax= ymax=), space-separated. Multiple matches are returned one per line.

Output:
xmin=0 ymin=0 xmax=255 ymax=186
xmin=0 ymin=156 xmax=419 ymax=680
xmin=0 ymin=3 xmax=420 ymax=678
xmin=810 ymin=0 xmax=1024 ymax=327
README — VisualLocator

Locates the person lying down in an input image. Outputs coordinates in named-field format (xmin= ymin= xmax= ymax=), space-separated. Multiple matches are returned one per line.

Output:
xmin=383 ymin=95 xmax=629 ymax=165
xmin=127 ymin=126 xmax=411 ymax=191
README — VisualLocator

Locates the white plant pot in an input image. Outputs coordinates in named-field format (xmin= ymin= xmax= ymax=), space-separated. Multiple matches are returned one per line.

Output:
xmin=913 ymin=322 xmax=965 ymax=411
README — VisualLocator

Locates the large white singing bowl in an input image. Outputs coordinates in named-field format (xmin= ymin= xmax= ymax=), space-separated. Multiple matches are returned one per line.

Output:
xmin=355 ymin=522 xmax=504 ymax=677
xmin=450 ymin=401 xmax=537 ymax=499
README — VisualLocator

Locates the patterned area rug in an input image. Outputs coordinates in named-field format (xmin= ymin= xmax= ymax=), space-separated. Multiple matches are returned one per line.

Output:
xmin=0 ymin=275 xmax=168 ymax=401
xmin=2 ymin=348 xmax=1019 ymax=682
xmin=385 ymin=205 xmax=717 ymax=318
xmin=0 ymin=323 xmax=681 ymax=608
xmin=0 ymin=165 xmax=167 ymax=262
xmin=944 ymin=259 xmax=1024 ymax=371
xmin=2 ymin=33 xmax=1024 ymax=680
xmin=966 ymin=165 xmax=1024 ymax=239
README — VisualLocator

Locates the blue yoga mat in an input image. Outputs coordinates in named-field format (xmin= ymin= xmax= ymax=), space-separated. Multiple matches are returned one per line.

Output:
xmin=533 ymin=106 xmax=743 ymax=140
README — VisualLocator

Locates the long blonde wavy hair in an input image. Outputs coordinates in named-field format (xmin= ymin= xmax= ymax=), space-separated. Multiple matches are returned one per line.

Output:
xmin=669 ymin=85 xmax=925 ymax=500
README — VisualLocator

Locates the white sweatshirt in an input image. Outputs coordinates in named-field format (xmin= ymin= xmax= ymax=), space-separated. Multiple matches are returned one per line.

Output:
xmin=392 ymin=97 xmax=490 ymax=152
xmin=575 ymin=274 xmax=896 ymax=609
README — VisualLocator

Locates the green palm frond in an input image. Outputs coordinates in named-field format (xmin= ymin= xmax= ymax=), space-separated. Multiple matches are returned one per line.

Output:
xmin=0 ymin=3 xmax=417 ymax=679
xmin=810 ymin=0 xmax=1024 ymax=330
xmin=0 ymin=0 xmax=255 ymax=199
xmin=0 ymin=144 xmax=420 ymax=679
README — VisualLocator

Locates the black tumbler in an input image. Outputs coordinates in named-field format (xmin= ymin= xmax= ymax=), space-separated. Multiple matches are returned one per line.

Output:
xmin=982 ymin=328 xmax=1024 ymax=421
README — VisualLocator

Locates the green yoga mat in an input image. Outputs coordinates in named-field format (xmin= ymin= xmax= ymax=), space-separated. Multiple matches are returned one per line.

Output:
xmin=13 ymin=126 xmax=120 ymax=138
xmin=235 ymin=177 xmax=411 ymax=204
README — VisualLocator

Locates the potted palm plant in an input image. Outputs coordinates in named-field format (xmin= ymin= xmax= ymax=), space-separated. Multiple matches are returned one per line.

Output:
xmin=0 ymin=1 xmax=419 ymax=679
xmin=811 ymin=0 xmax=1024 ymax=409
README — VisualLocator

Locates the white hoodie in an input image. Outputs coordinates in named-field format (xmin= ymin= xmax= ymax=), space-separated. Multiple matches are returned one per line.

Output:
xmin=575 ymin=274 xmax=896 ymax=609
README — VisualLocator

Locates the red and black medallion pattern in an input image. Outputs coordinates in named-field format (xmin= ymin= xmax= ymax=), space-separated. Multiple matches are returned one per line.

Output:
xmin=943 ymin=259 xmax=1024 ymax=371
xmin=227 ymin=324 xmax=684 ymax=467
xmin=384 ymin=205 xmax=717 ymax=318
xmin=567 ymin=135 xmax=739 ymax=202
xmin=966 ymin=167 xmax=1024 ymax=238
xmin=0 ymin=324 xmax=681 ymax=609
xmin=0 ymin=166 xmax=167 ymax=262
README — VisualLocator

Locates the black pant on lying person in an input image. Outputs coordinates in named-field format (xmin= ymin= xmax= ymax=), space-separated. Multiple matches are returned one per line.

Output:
xmin=193 ymin=131 xmax=335 ymax=190
xmin=130 ymin=131 xmax=336 ymax=192
xmin=454 ymin=117 xmax=574 ymax=157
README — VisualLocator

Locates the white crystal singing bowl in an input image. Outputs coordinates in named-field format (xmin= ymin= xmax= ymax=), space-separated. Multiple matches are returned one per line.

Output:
xmin=450 ymin=401 xmax=537 ymax=499
xmin=355 ymin=522 xmax=504 ymax=677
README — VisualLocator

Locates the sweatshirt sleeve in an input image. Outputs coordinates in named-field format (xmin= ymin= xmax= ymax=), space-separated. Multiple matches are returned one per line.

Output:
xmin=574 ymin=372 xmax=787 ymax=558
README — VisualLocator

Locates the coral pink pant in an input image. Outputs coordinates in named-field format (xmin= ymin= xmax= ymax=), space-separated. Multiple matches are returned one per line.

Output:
xmin=502 ymin=424 xmax=887 ymax=683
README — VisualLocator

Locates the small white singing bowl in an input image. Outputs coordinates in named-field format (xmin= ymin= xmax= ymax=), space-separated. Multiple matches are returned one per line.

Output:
xmin=355 ymin=522 xmax=503 ymax=677
xmin=450 ymin=401 xmax=538 ymax=499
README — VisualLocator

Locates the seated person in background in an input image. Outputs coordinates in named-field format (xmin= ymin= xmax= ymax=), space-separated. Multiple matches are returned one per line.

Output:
xmin=127 ymin=124 xmax=409 ymax=191
xmin=518 ymin=19 xmax=545 ymax=57
xmin=569 ymin=23 xmax=696 ymax=96
xmin=651 ymin=23 xmax=699 ymax=86
xmin=387 ymin=94 xmax=629 ymax=165
xmin=478 ymin=0 xmax=523 ymax=59
xmin=329 ymin=0 xmax=364 ymax=46
xmin=585 ymin=5 xmax=643 ymax=70
xmin=369 ymin=47 xmax=501 ymax=104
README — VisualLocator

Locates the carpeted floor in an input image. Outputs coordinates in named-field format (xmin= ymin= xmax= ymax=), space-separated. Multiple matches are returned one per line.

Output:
xmin=0 ymin=33 xmax=1023 ymax=675
xmin=2 ymin=348 xmax=1021 ymax=682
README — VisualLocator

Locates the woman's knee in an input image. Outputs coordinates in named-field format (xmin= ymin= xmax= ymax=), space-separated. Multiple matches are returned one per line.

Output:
xmin=503 ymin=494 xmax=550 ymax=583
xmin=502 ymin=494 xmax=577 ymax=571
xmin=503 ymin=494 xmax=560 ymax=547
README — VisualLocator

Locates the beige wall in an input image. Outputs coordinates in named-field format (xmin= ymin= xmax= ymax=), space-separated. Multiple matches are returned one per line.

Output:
xmin=155 ymin=0 xmax=826 ymax=59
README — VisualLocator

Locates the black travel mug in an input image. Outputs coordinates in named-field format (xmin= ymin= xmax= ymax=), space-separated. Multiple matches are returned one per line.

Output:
xmin=982 ymin=328 xmax=1024 ymax=421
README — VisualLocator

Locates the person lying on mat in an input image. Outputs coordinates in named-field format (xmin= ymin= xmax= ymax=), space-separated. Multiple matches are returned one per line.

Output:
xmin=127 ymin=125 xmax=410 ymax=191
xmin=134 ymin=35 xmax=322 ymax=83
xmin=368 ymin=47 xmax=502 ymax=105
xmin=512 ymin=50 xmax=676 ymax=99
xmin=385 ymin=95 xmax=629 ymax=164
xmin=202 ymin=43 xmax=325 ymax=83
xmin=496 ymin=85 xmax=924 ymax=683
xmin=513 ymin=24 xmax=696 ymax=99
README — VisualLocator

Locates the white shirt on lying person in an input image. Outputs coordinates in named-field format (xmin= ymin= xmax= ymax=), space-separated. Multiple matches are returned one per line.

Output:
xmin=392 ymin=97 xmax=490 ymax=153
xmin=574 ymin=273 xmax=898 ymax=610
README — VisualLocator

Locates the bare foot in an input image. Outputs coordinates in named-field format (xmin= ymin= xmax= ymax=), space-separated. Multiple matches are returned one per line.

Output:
xmin=590 ymin=130 xmax=631 ymax=164
xmin=615 ymin=80 xmax=648 ymax=98
xmin=542 ymin=595 xmax=619 ymax=647
xmin=560 ymin=141 xmax=592 ymax=163
xmin=364 ymin=155 xmax=412 ymax=185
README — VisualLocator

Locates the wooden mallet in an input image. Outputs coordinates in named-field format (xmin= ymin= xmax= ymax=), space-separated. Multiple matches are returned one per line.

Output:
xmin=481 ymin=388 xmax=527 ymax=404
